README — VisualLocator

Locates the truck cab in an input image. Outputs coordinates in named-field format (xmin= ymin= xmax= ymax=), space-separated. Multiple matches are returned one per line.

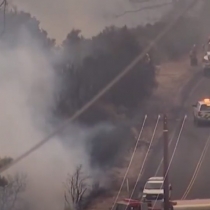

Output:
xmin=142 ymin=177 xmax=172 ymax=203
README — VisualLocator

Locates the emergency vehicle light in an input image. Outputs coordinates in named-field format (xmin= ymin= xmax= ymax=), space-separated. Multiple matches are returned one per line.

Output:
xmin=203 ymin=98 xmax=210 ymax=103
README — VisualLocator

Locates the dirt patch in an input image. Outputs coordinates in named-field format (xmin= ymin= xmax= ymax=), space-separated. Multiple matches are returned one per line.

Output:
xmin=156 ymin=58 xmax=190 ymax=104
xmin=146 ymin=56 xmax=192 ymax=112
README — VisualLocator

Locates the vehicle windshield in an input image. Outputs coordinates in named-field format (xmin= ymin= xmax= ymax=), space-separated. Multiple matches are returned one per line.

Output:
xmin=200 ymin=104 xmax=210 ymax=111
xmin=144 ymin=182 xmax=163 ymax=189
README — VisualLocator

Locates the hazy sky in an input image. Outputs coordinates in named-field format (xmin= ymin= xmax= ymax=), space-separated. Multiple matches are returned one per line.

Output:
xmin=13 ymin=0 xmax=171 ymax=43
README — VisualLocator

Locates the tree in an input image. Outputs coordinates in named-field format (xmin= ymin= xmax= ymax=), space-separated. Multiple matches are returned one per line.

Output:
xmin=64 ymin=165 xmax=89 ymax=210
xmin=57 ymin=25 xmax=157 ymax=122
xmin=0 ymin=9 xmax=55 ymax=50
xmin=62 ymin=29 xmax=85 ymax=65
xmin=0 ymin=157 xmax=26 ymax=210
xmin=0 ymin=157 xmax=13 ymax=188
xmin=57 ymin=8 xmax=202 ymax=123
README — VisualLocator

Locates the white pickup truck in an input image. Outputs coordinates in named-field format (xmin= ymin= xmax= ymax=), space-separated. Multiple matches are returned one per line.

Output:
xmin=142 ymin=177 xmax=172 ymax=203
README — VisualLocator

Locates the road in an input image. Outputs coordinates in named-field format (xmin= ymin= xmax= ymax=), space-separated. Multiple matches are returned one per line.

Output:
xmin=139 ymin=69 xmax=210 ymax=200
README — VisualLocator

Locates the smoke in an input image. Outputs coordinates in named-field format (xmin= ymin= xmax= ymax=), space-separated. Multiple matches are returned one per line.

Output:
xmin=0 ymin=27 xmax=94 ymax=210
xmin=0 ymin=21 xmax=133 ymax=209
xmin=0 ymin=1 xmax=161 ymax=208
xmin=12 ymin=0 xmax=172 ymax=44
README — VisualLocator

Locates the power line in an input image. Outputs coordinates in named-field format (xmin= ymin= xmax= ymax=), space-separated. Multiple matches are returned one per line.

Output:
xmin=181 ymin=133 xmax=210 ymax=199
xmin=153 ymin=73 xmax=204 ymax=175
xmin=0 ymin=0 xmax=198 ymax=174
xmin=151 ymin=115 xmax=186 ymax=210
xmin=122 ymin=115 xmax=185 ymax=210
xmin=123 ymin=115 xmax=160 ymax=210
xmin=110 ymin=115 xmax=147 ymax=210
xmin=116 ymin=2 xmax=171 ymax=18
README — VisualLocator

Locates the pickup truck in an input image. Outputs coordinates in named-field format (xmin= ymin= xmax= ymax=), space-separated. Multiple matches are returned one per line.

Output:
xmin=142 ymin=177 xmax=172 ymax=203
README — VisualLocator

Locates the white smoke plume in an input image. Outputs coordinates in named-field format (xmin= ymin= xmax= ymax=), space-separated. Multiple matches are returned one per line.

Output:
xmin=0 ymin=28 xmax=93 ymax=210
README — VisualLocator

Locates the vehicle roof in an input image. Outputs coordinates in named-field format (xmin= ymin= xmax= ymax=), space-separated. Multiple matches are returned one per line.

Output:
xmin=147 ymin=180 xmax=163 ymax=184
xmin=148 ymin=177 xmax=164 ymax=180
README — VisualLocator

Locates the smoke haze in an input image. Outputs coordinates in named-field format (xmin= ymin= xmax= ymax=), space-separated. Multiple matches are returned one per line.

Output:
xmin=0 ymin=0 xmax=204 ymax=209
xmin=0 ymin=28 xmax=93 ymax=210
xmin=11 ymin=0 xmax=172 ymax=43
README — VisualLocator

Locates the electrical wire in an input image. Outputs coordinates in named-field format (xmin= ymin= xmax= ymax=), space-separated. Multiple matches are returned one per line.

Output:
xmin=123 ymin=115 xmax=160 ymax=210
xmin=116 ymin=2 xmax=171 ymax=18
xmin=151 ymin=115 xmax=187 ymax=210
xmin=181 ymin=133 xmax=210 ymax=200
xmin=110 ymin=115 xmax=147 ymax=210
xmin=0 ymin=0 xmax=198 ymax=175
xmin=154 ymin=76 xmax=204 ymax=176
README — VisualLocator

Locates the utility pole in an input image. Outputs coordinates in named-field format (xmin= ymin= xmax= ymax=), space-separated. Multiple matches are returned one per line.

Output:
xmin=163 ymin=114 xmax=170 ymax=210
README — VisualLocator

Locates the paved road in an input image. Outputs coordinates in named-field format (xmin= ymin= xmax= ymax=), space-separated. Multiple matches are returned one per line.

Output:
xmin=139 ymin=70 xmax=210 ymax=200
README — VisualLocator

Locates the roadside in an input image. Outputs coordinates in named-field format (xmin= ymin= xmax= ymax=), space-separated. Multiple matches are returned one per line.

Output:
xmin=87 ymin=56 xmax=198 ymax=210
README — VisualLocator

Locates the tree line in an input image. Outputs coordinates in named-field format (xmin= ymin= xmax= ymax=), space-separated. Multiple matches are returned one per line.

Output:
xmin=0 ymin=7 xmax=203 ymax=125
